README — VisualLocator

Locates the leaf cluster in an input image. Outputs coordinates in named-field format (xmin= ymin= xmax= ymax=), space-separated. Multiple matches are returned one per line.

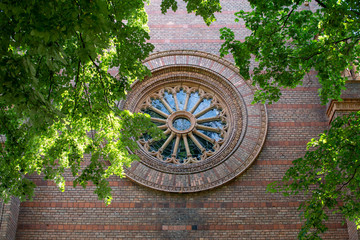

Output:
xmin=268 ymin=111 xmax=360 ymax=239
xmin=160 ymin=0 xmax=221 ymax=25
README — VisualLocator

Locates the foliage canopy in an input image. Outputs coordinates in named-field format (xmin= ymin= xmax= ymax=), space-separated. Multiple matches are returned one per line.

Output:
xmin=220 ymin=0 xmax=360 ymax=104
xmin=0 ymin=0 xmax=220 ymax=204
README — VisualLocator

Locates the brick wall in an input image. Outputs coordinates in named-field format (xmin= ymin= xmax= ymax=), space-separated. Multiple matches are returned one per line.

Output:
xmin=0 ymin=197 xmax=20 ymax=240
xmin=346 ymin=219 xmax=359 ymax=240
xmin=14 ymin=0 xmax=351 ymax=239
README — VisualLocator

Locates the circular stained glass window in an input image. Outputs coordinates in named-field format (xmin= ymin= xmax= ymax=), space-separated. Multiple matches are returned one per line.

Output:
xmin=138 ymin=85 xmax=229 ymax=165
xmin=122 ymin=51 xmax=267 ymax=193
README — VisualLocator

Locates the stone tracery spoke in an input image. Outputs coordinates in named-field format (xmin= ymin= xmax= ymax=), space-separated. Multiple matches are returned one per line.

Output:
xmin=158 ymin=125 xmax=167 ymax=130
xmin=193 ymin=129 xmax=215 ymax=144
xmin=172 ymin=135 xmax=181 ymax=156
xmin=188 ymin=132 xmax=205 ymax=152
xmin=159 ymin=98 xmax=174 ymax=114
xmin=190 ymin=98 xmax=203 ymax=113
xmin=194 ymin=106 xmax=213 ymax=118
xmin=151 ymin=117 xmax=166 ymax=123
xmin=149 ymin=106 xmax=169 ymax=118
xmin=196 ymin=116 xmax=221 ymax=123
xmin=183 ymin=93 xmax=190 ymax=111
xmin=196 ymin=124 xmax=221 ymax=133
xmin=173 ymin=93 xmax=180 ymax=111
xmin=159 ymin=132 xmax=175 ymax=152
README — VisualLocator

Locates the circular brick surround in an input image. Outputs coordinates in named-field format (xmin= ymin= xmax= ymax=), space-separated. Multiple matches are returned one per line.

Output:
xmin=123 ymin=50 xmax=268 ymax=193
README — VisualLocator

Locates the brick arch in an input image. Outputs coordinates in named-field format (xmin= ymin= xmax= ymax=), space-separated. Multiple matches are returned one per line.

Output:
xmin=123 ymin=50 xmax=268 ymax=193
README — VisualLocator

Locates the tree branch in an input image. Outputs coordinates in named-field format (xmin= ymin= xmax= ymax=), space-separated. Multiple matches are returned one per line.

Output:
xmin=350 ymin=9 xmax=360 ymax=17
xmin=47 ymin=71 xmax=54 ymax=101
xmin=72 ymin=59 xmax=81 ymax=117
xmin=87 ymin=55 xmax=113 ymax=111
xmin=280 ymin=0 xmax=300 ymax=29
xmin=35 ymin=56 xmax=43 ymax=78
xmin=336 ymin=164 xmax=359 ymax=192
xmin=332 ymin=36 xmax=356 ymax=45
xmin=314 ymin=0 xmax=327 ymax=9
xmin=75 ymin=59 xmax=81 ymax=88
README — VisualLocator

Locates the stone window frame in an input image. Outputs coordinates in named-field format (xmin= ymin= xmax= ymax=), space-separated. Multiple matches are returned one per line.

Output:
xmin=122 ymin=50 xmax=268 ymax=193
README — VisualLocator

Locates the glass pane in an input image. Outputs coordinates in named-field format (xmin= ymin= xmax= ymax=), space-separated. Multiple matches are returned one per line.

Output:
xmin=162 ymin=138 xmax=175 ymax=160
xmin=186 ymin=92 xmax=200 ymax=111
xmin=151 ymin=99 xmax=170 ymax=115
xmin=173 ymin=118 xmax=191 ymax=131
xmin=193 ymin=98 xmax=212 ymax=115
xmin=176 ymin=89 xmax=187 ymax=110
xmin=197 ymin=109 xmax=220 ymax=119
xmin=143 ymin=109 xmax=166 ymax=119
xmin=195 ymin=135 xmax=214 ymax=152
xmin=176 ymin=139 xmax=187 ymax=163
xmin=198 ymin=129 xmax=222 ymax=141
xmin=163 ymin=91 xmax=176 ymax=111
xmin=187 ymin=137 xmax=202 ymax=160
xmin=149 ymin=138 xmax=166 ymax=152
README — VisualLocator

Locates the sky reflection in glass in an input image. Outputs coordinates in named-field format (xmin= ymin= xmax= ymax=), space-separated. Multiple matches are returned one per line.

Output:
xmin=186 ymin=92 xmax=200 ymax=111
xmin=173 ymin=118 xmax=191 ymax=131
xmin=164 ymin=91 xmax=176 ymax=111
xmin=177 ymin=90 xmax=186 ymax=110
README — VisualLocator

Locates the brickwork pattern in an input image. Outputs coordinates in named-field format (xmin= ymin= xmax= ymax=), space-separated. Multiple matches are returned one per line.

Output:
xmin=347 ymin=219 xmax=359 ymax=240
xmin=14 ymin=0 xmax=351 ymax=239
xmin=0 ymin=197 xmax=20 ymax=240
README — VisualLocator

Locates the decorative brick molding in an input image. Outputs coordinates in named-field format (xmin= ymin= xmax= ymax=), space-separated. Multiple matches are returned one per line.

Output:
xmin=123 ymin=50 xmax=268 ymax=193
xmin=326 ymin=99 xmax=360 ymax=123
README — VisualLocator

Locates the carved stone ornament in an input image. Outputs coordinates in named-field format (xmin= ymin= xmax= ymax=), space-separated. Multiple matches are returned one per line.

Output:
xmin=121 ymin=51 xmax=268 ymax=193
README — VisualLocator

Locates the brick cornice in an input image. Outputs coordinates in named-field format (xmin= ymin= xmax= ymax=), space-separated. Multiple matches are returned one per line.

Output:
xmin=326 ymin=99 xmax=360 ymax=123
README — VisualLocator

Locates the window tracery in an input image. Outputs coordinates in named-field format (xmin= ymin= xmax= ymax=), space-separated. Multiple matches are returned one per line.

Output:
xmin=138 ymin=85 xmax=229 ymax=165
xmin=122 ymin=50 xmax=267 ymax=193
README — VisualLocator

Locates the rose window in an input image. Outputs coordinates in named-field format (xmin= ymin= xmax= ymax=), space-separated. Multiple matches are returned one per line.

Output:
xmin=139 ymin=85 xmax=229 ymax=165
xmin=122 ymin=51 xmax=267 ymax=193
